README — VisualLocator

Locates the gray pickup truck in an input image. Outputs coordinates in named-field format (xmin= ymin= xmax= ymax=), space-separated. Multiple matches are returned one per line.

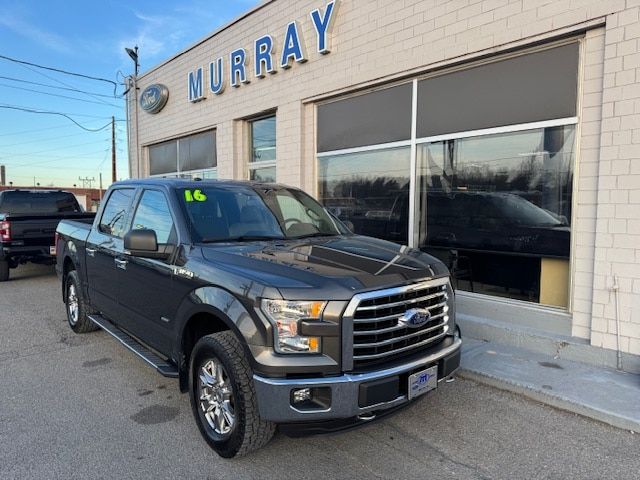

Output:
xmin=55 ymin=178 xmax=461 ymax=457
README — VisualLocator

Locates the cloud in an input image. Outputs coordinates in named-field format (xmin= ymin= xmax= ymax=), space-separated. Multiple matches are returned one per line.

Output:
xmin=117 ymin=1 xmax=246 ymax=68
xmin=0 ymin=13 xmax=72 ymax=54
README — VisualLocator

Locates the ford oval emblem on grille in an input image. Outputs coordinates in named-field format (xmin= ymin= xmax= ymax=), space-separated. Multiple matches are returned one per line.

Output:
xmin=398 ymin=308 xmax=431 ymax=328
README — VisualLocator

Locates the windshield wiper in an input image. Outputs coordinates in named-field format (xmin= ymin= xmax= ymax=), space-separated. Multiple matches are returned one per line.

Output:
xmin=200 ymin=235 xmax=284 ymax=243
xmin=289 ymin=232 xmax=336 ymax=240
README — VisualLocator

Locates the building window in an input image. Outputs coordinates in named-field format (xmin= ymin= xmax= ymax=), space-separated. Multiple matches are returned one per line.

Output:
xmin=148 ymin=130 xmax=217 ymax=179
xmin=317 ymin=42 xmax=579 ymax=309
xmin=249 ymin=115 xmax=276 ymax=182
xmin=318 ymin=147 xmax=411 ymax=244
xmin=417 ymin=125 xmax=575 ymax=307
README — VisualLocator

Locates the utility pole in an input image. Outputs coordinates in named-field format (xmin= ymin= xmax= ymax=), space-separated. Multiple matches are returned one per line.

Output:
xmin=78 ymin=176 xmax=95 ymax=189
xmin=99 ymin=173 xmax=103 ymax=199
xmin=111 ymin=116 xmax=116 ymax=183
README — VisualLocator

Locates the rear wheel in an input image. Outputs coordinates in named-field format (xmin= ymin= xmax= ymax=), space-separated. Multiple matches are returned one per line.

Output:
xmin=189 ymin=331 xmax=275 ymax=458
xmin=65 ymin=270 xmax=98 ymax=333
xmin=0 ymin=260 xmax=8 ymax=282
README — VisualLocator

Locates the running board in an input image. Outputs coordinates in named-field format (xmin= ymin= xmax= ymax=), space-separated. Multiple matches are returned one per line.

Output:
xmin=88 ymin=314 xmax=179 ymax=378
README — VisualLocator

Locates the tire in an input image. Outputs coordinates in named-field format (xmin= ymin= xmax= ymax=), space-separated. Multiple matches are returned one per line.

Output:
xmin=0 ymin=260 xmax=8 ymax=282
xmin=189 ymin=331 xmax=275 ymax=458
xmin=65 ymin=270 xmax=98 ymax=333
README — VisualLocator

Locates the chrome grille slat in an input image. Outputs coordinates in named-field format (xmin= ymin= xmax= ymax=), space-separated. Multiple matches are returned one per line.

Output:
xmin=353 ymin=311 xmax=447 ymax=336
xmin=352 ymin=300 xmax=448 ymax=324
xmin=350 ymin=279 xmax=451 ymax=369
xmin=352 ymin=330 xmax=449 ymax=361
xmin=355 ymin=291 xmax=446 ymax=312
xmin=353 ymin=321 xmax=448 ymax=348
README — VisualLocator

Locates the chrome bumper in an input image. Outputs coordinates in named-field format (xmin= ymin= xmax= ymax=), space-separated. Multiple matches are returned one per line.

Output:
xmin=253 ymin=336 xmax=461 ymax=423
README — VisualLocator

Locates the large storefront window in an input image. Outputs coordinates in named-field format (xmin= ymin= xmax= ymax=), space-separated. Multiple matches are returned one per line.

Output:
xmin=148 ymin=130 xmax=217 ymax=179
xmin=249 ymin=115 xmax=276 ymax=182
xmin=318 ymin=147 xmax=410 ymax=244
xmin=316 ymin=42 xmax=579 ymax=310
xmin=417 ymin=125 xmax=575 ymax=306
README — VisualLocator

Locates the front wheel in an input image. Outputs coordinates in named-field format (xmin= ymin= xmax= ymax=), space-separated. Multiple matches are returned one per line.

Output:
xmin=189 ymin=331 xmax=275 ymax=458
xmin=65 ymin=270 xmax=98 ymax=333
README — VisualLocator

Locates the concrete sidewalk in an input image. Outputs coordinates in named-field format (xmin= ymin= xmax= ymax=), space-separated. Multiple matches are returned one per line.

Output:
xmin=459 ymin=337 xmax=640 ymax=432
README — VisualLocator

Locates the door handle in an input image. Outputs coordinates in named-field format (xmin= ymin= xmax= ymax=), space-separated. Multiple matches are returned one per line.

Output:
xmin=86 ymin=247 xmax=96 ymax=257
xmin=114 ymin=258 xmax=128 ymax=270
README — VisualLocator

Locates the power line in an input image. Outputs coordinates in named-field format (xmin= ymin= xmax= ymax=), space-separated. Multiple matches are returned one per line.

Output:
xmin=0 ymin=53 xmax=119 ymax=93
xmin=0 ymin=105 xmax=112 ymax=131
xmin=0 ymin=139 xmax=110 ymax=158
xmin=0 ymin=75 xmax=118 ymax=98
xmin=0 ymin=130 xmax=98 ymax=148
xmin=0 ymin=82 xmax=122 ymax=108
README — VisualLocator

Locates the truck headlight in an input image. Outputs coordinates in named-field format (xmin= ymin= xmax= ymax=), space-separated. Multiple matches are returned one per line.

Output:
xmin=261 ymin=300 xmax=325 ymax=354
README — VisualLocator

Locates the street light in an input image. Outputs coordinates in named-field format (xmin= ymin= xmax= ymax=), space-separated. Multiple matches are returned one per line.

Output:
xmin=125 ymin=46 xmax=139 ymax=77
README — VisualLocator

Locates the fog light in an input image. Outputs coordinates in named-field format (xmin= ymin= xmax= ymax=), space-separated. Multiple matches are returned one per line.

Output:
xmin=290 ymin=386 xmax=332 ymax=411
xmin=292 ymin=388 xmax=312 ymax=404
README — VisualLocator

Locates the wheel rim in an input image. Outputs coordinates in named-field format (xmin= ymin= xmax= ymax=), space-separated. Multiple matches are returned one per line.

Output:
xmin=198 ymin=358 xmax=236 ymax=436
xmin=67 ymin=282 xmax=79 ymax=326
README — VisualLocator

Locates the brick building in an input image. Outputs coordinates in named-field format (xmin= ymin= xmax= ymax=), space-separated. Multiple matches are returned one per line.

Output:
xmin=125 ymin=0 xmax=640 ymax=371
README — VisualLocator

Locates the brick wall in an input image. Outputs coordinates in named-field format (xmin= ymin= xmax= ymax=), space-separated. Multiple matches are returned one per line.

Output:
xmin=127 ymin=0 xmax=640 ymax=356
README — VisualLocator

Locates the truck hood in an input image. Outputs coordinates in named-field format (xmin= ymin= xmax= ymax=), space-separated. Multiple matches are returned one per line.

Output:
xmin=199 ymin=235 xmax=448 ymax=298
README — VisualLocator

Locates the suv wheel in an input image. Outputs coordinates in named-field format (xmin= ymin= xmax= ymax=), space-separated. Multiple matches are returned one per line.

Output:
xmin=189 ymin=331 xmax=275 ymax=458
xmin=65 ymin=270 xmax=98 ymax=333
xmin=0 ymin=260 xmax=8 ymax=282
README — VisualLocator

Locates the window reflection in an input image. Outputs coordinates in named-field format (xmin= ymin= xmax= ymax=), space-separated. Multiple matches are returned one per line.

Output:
xmin=418 ymin=126 xmax=575 ymax=305
xmin=318 ymin=147 xmax=410 ymax=243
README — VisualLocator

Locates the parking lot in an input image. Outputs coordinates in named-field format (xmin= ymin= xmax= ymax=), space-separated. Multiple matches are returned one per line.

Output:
xmin=0 ymin=264 xmax=638 ymax=480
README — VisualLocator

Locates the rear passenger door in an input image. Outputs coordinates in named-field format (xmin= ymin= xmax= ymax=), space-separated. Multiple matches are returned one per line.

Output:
xmin=117 ymin=189 xmax=179 ymax=354
xmin=85 ymin=188 xmax=135 ymax=318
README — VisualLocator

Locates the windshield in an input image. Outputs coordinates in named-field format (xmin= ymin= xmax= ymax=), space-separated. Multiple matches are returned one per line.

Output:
xmin=0 ymin=191 xmax=81 ymax=215
xmin=178 ymin=185 xmax=345 ymax=242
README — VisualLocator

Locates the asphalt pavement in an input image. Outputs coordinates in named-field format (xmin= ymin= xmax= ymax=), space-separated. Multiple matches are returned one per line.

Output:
xmin=1 ymin=264 xmax=638 ymax=480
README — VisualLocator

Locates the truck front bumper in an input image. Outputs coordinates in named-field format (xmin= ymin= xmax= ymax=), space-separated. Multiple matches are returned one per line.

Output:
xmin=253 ymin=336 xmax=461 ymax=423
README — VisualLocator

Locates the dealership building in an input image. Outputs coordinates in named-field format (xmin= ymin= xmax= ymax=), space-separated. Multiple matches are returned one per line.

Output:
xmin=126 ymin=0 xmax=640 ymax=371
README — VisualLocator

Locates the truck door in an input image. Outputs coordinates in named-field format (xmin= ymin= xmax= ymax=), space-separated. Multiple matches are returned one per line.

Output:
xmin=85 ymin=188 xmax=135 ymax=317
xmin=117 ymin=189 xmax=179 ymax=355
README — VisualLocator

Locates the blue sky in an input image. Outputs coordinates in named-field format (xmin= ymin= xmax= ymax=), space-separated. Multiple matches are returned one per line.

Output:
xmin=0 ymin=0 xmax=259 ymax=188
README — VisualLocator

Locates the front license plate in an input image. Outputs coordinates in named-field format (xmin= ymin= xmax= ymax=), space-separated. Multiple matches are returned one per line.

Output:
xmin=408 ymin=365 xmax=438 ymax=400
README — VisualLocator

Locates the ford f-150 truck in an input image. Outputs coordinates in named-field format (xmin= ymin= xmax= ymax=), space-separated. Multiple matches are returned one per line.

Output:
xmin=0 ymin=189 xmax=94 ymax=281
xmin=55 ymin=179 xmax=461 ymax=457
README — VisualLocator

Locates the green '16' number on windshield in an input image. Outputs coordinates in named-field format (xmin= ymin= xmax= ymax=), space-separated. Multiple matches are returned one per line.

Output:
xmin=184 ymin=189 xmax=207 ymax=202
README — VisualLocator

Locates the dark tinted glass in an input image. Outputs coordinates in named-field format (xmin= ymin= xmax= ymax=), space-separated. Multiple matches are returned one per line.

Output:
xmin=249 ymin=166 xmax=276 ymax=182
xmin=251 ymin=116 xmax=276 ymax=162
xmin=417 ymin=43 xmax=579 ymax=137
xmin=0 ymin=191 xmax=81 ymax=214
xmin=99 ymin=188 xmax=135 ymax=238
xmin=131 ymin=190 xmax=174 ymax=244
xmin=149 ymin=141 xmax=177 ymax=175
xmin=318 ymin=146 xmax=410 ymax=244
xmin=179 ymin=131 xmax=216 ymax=171
xmin=317 ymin=83 xmax=412 ymax=152
xmin=417 ymin=125 xmax=575 ymax=306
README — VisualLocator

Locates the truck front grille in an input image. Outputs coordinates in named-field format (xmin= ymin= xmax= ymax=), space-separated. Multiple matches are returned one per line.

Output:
xmin=350 ymin=278 xmax=450 ymax=370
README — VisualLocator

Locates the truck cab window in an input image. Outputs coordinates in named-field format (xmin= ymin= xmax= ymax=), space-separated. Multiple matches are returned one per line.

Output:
xmin=131 ymin=190 xmax=175 ymax=244
xmin=98 ymin=189 xmax=134 ymax=238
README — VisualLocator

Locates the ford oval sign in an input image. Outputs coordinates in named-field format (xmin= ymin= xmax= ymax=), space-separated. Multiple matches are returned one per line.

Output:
xmin=140 ymin=84 xmax=169 ymax=114
xmin=398 ymin=308 xmax=431 ymax=328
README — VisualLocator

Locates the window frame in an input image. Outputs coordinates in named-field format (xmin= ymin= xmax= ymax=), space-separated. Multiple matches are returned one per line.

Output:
xmin=129 ymin=188 xmax=178 ymax=246
xmin=248 ymin=113 xmax=277 ymax=181
xmin=147 ymin=129 xmax=217 ymax=179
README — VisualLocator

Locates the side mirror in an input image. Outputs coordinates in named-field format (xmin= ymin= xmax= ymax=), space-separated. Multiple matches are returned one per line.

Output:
xmin=343 ymin=220 xmax=355 ymax=233
xmin=124 ymin=229 xmax=169 ymax=260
